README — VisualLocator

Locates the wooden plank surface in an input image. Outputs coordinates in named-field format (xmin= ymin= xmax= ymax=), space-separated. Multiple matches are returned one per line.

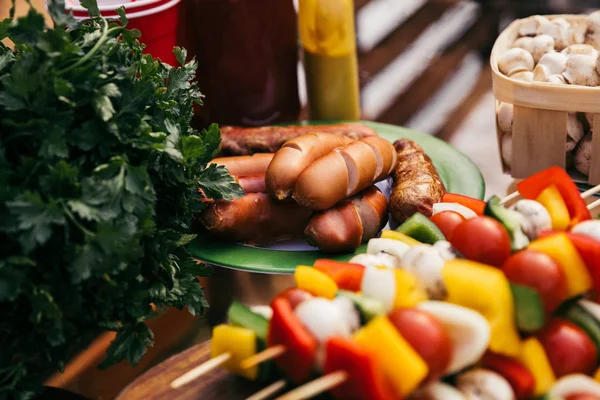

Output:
xmin=590 ymin=114 xmax=600 ymax=185
xmin=116 ymin=341 xmax=261 ymax=400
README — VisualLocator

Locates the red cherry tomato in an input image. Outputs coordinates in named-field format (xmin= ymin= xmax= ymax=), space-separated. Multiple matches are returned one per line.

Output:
xmin=449 ymin=216 xmax=511 ymax=267
xmin=277 ymin=288 xmax=312 ymax=309
xmin=387 ymin=308 xmax=451 ymax=382
xmin=502 ymin=250 xmax=567 ymax=314
xmin=537 ymin=319 xmax=597 ymax=377
xmin=430 ymin=211 xmax=465 ymax=241
xmin=566 ymin=395 xmax=600 ymax=400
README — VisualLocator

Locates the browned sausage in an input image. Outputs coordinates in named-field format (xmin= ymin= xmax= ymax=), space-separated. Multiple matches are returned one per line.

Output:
xmin=210 ymin=154 xmax=274 ymax=176
xmin=218 ymin=123 xmax=378 ymax=156
xmin=198 ymin=193 xmax=313 ymax=245
xmin=305 ymin=186 xmax=389 ymax=253
xmin=390 ymin=139 xmax=445 ymax=224
xmin=235 ymin=174 xmax=266 ymax=193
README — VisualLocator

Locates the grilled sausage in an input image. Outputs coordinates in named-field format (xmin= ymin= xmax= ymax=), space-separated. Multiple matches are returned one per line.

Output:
xmin=199 ymin=193 xmax=313 ymax=245
xmin=293 ymin=137 xmax=397 ymax=210
xmin=210 ymin=154 xmax=274 ymax=176
xmin=218 ymin=123 xmax=377 ymax=156
xmin=305 ymin=186 xmax=389 ymax=253
xmin=235 ymin=174 xmax=266 ymax=193
xmin=266 ymin=133 xmax=353 ymax=200
xmin=390 ymin=139 xmax=445 ymax=224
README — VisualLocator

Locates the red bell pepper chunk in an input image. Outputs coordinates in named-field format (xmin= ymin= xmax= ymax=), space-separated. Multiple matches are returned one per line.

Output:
xmin=481 ymin=352 xmax=536 ymax=400
xmin=323 ymin=337 xmax=397 ymax=400
xmin=516 ymin=167 xmax=591 ymax=226
xmin=540 ymin=230 xmax=600 ymax=302
xmin=441 ymin=193 xmax=485 ymax=215
xmin=268 ymin=297 xmax=318 ymax=383
xmin=313 ymin=260 xmax=365 ymax=291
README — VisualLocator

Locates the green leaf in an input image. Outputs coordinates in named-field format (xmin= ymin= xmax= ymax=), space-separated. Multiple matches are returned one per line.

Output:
xmin=202 ymin=123 xmax=221 ymax=160
xmin=0 ymin=51 xmax=14 ymax=73
xmin=116 ymin=7 xmax=128 ymax=26
xmin=173 ymin=47 xmax=186 ymax=66
xmin=9 ymin=9 xmax=45 ymax=45
xmin=197 ymin=164 xmax=244 ymax=202
xmin=47 ymin=0 xmax=77 ymax=27
xmin=100 ymin=83 xmax=121 ymax=98
xmin=93 ymin=94 xmax=116 ymax=121
xmin=67 ymin=200 xmax=102 ymax=222
xmin=99 ymin=323 xmax=154 ymax=369
xmin=80 ymin=0 xmax=100 ymax=17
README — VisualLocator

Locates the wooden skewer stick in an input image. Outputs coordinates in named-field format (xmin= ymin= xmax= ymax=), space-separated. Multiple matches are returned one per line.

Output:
xmin=275 ymin=371 xmax=348 ymax=400
xmin=170 ymin=352 xmax=231 ymax=389
xmin=499 ymin=191 xmax=521 ymax=205
xmin=246 ymin=380 xmax=287 ymax=400
xmin=240 ymin=345 xmax=287 ymax=370
xmin=587 ymin=198 xmax=600 ymax=211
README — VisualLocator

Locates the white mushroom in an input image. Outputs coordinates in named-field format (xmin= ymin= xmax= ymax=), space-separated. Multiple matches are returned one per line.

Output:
xmin=533 ymin=52 xmax=568 ymax=81
xmin=514 ymin=34 xmax=554 ymax=63
xmin=400 ymin=244 xmax=446 ymax=299
xmin=501 ymin=132 xmax=512 ymax=168
xmin=413 ymin=382 xmax=466 ymax=400
xmin=546 ymin=74 xmax=567 ymax=84
xmin=510 ymin=199 xmax=552 ymax=240
xmin=567 ymin=112 xmax=585 ymax=150
xmin=575 ymin=131 xmax=593 ymax=176
xmin=349 ymin=252 xmax=400 ymax=269
xmin=417 ymin=301 xmax=491 ymax=375
xmin=537 ymin=18 xmax=572 ymax=50
xmin=570 ymin=19 xmax=588 ymax=45
xmin=572 ymin=220 xmax=600 ymax=242
xmin=295 ymin=298 xmax=354 ymax=343
xmin=562 ymin=55 xmax=600 ymax=86
xmin=366 ymin=238 xmax=409 ymax=260
xmin=585 ymin=112 xmax=596 ymax=129
xmin=433 ymin=240 xmax=461 ymax=261
xmin=361 ymin=267 xmax=396 ymax=312
xmin=562 ymin=43 xmax=599 ymax=59
xmin=585 ymin=10 xmax=600 ymax=49
xmin=509 ymin=70 xmax=533 ymax=82
xmin=249 ymin=305 xmax=272 ymax=320
xmin=498 ymin=48 xmax=534 ymax=77
xmin=456 ymin=369 xmax=516 ymax=400
xmin=550 ymin=374 xmax=600 ymax=398
xmin=519 ymin=15 xmax=549 ymax=37
xmin=497 ymin=102 xmax=513 ymax=134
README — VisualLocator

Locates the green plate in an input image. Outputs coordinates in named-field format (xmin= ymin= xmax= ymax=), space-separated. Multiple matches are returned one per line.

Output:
xmin=188 ymin=121 xmax=485 ymax=274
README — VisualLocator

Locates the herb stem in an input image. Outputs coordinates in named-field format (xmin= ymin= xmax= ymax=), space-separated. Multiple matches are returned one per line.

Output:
xmin=61 ymin=202 xmax=95 ymax=237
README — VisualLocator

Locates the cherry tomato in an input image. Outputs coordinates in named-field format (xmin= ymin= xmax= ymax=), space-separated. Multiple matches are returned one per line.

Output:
xmin=566 ymin=395 xmax=600 ymax=400
xmin=502 ymin=250 xmax=567 ymax=314
xmin=388 ymin=308 xmax=451 ymax=381
xmin=430 ymin=211 xmax=465 ymax=241
xmin=449 ymin=216 xmax=511 ymax=267
xmin=277 ymin=288 xmax=312 ymax=309
xmin=537 ymin=319 xmax=597 ymax=377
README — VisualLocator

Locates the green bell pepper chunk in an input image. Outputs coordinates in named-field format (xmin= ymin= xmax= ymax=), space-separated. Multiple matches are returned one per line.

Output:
xmin=485 ymin=196 xmax=530 ymax=251
xmin=395 ymin=212 xmax=445 ymax=244
xmin=510 ymin=283 xmax=545 ymax=333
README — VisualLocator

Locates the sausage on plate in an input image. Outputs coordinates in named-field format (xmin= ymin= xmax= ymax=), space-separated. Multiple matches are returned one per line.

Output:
xmin=210 ymin=153 xmax=274 ymax=176
xmin=219 ymin=123 xmax=377 ymax=156
xmin=198 ymin=193 xmax=313 ymax=245
xmin=305 ymin=186 xmax=389 ymax=253
xmin=293 ymin=137 xmax=397 ymax=210
xmin=234 ymin=174 xmax=266 ymax=194
xmin=390 ymin=139 xmax=445 ymax=224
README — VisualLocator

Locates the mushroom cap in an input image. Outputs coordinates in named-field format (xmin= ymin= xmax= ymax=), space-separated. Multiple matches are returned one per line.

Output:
xmin=546 ymin=74 xmax=567 ymax=84
xmin=501 ymin=132 xmax=512 ymax=168
xmin=538 ymin=18 xmax=572 ymax=50
xmin=562 ymin=54 xmax=600 ymax=86
xmin=513 ymin=35 xmax=554 ymax=63
xmin=498 ymin=48 xmax=535 ymax=76
xmin=519 ymin=15 xmax=549 ymax=37
xmin=497 ymin=102 xmax=514 ymax=134
xmin=562 ymin=44 xmax=599 ymax=58
xmin=575 ymin=131 xmax=593 ymax=176
xmin=567 ymin=112 xmax=585 ymax=142
xmin=538 ymin=51 xmax=568 ymax=73
xmin=510 ymin=71 xmax=533 ymax=82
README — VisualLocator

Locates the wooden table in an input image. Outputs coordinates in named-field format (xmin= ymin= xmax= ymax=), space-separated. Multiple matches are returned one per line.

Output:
xmin=116 ymin=341 xmax=261 ymax=400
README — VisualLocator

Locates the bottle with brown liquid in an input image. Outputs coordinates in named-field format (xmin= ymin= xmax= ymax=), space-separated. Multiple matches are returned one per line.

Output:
xmin=187 ymin=0 xmax=301 ymax=127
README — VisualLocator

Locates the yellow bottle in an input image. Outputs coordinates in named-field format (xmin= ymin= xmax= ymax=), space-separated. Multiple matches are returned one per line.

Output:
xmin=298 ymin=0 xmax=360 ymax=120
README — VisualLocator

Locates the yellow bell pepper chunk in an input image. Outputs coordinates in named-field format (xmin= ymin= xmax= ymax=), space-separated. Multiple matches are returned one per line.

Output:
xmin=294 ymin=265 xmax=338 ymax=299
xmin=210 ymin=325 xmax=258 ymax=380
xmin=380 ymin=230 xmax=422 ymax=246
xmin=594 ymin=366 xmax=600 ymax=382
xmin=394 ymin=269 xmax=428 ymax=309
xmin=354 ymin=316 xmax=428 ymax=396
xmin=536 ymin=184 xmax=570 ymax=231
xmin=442 ymin=259 xmax=521 ymax=357
xmin=518 ymin=338 xmax=556 ymax=396
xmin=529 ymin=233 xmax=593 ymax=298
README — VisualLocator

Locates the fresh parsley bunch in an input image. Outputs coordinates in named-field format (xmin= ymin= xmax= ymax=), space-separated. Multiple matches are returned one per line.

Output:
xmin=0 ymin=0 xmax=243 ymax=396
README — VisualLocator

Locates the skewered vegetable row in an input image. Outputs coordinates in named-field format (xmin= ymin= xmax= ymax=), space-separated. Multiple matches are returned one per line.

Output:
xmin=184 ymin=166 xmax=600 ymax=399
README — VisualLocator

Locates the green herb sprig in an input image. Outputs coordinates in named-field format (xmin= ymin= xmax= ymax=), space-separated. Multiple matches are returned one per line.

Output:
xmin=0 ymin=0 xmax=243 ymax=396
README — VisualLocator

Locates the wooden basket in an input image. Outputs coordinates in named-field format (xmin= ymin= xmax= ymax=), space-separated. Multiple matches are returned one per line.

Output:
xmin=490 ymin=14 xmax=600 ymax=185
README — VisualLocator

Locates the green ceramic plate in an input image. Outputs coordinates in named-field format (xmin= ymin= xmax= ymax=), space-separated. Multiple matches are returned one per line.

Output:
xmin=188 ymin=121 xmax=485 ymax=274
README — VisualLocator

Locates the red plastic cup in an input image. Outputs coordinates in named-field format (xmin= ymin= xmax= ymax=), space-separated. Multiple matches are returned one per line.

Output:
xmin=66 ymin=0 xmax=181 ymax=65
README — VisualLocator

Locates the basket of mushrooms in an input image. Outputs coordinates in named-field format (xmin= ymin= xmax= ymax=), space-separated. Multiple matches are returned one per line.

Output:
xmin=491 ymin=12 xmax=600 ymax=185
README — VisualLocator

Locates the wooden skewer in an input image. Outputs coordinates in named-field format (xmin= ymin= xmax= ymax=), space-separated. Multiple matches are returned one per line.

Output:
xmin=587 ymin=198 xmax=600 ymax=211
xmin=246 ymin=380 xmax=287 ymax=400
xmin=275 ymin=371 xmax=348 ymax=400
xmin=240 ymin=345 xmax=287 ymax=370
xmin=500 ymin=183 xmax=600 ymax=206
xmin=170 ymin=352 xmax=231 ymax=389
